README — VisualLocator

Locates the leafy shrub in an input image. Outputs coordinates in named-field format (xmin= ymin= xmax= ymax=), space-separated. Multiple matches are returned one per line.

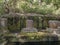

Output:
xmin=20 ymin=32 xmax=48 ymax=40
xmin=20 ymin=32 xmax=58 ymax=41
xmin=21 ymin=2 xmax=56 ymax=15
xmin=54 ymin=8 xmax=60 ymax=15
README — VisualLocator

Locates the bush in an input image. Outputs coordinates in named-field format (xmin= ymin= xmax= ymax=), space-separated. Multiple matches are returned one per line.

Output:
xmin=20 ymin=32 xmax=48 ymax=40
xmin=20 ymin=32 xmax=58 ymax=41
xmin=54 ymin=8 xmax=60 ymax=15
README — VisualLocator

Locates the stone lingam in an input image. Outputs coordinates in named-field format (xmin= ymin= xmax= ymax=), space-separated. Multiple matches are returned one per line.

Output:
xmin=21 ymin=20 xmax=38 ymax=32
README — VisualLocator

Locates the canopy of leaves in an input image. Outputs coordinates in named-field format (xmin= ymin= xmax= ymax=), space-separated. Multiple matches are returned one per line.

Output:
xmin=0 ymin=0 xmax=60 ymax=15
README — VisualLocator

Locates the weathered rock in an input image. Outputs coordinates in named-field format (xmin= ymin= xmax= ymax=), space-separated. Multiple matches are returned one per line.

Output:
xmin=48 ymin=20 xmax=58 ymax=29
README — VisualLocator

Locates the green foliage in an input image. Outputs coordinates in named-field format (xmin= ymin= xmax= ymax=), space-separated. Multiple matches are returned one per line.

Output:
xmin=25 ymin=0 xmax=33 ymax=3
xmin=0 ymin=0 xmax=5 ymax=15
xmin=43 ymin=0 xmax=52 ymax=4
xmin=20 ymin=32 xmax=47 ymax=40
xmin=8 ymin=16 xmax=26 ymax=32
xmin=20 ymin=0 xmax=60 ymax=15
xmin=52 ymin=0 xmax=60 ymax=9
xmin=0 ymin=0 xmax=60 ymax=15
xmin=20 ymin=1 xmax=57 ymax=15
xmin=54 ymin=8 xmax=60 ymax=15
